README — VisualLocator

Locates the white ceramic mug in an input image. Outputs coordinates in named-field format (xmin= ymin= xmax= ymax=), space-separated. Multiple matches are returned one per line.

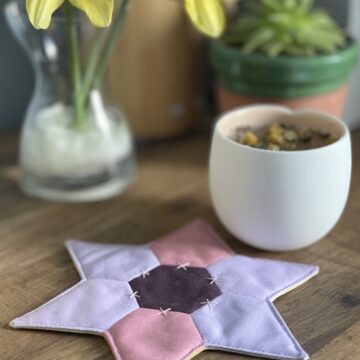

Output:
xmin=209 ymin=105 xmax=352 ymax=251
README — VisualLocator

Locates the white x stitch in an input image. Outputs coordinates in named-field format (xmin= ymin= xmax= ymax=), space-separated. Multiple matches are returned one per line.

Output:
xmin=129 ymin=291 xmax=140 ymax=299
xmin=139 ymin=269 xmax=150 ymax=279
xmin=207 ymin=276 xmax=219 ymax=285
xmin=176 ymin=262 xmax=190 ymax=271
xmin=200 ymin=298 xmax=217 ymax=311
xmin=157 ymin=307 xmax=172 ymax=316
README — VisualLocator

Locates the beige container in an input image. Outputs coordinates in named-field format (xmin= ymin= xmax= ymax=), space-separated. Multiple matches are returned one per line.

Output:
xmin=108 ymin=0 xmax=203 ymax=141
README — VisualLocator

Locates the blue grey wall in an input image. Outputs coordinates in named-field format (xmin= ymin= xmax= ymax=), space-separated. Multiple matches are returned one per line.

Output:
xmin=0 ymin=1 xmax=34 ymax=130
xmin=315 ymin=0 xmax=348 ymax=27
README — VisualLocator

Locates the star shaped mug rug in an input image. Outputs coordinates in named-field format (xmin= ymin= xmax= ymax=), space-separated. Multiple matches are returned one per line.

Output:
xmin=11 ymin=219 xmax=319 ymax=360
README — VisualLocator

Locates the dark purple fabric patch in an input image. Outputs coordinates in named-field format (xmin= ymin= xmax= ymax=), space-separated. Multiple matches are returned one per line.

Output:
xmin=129 ymin=265 xmax=221 ymax=314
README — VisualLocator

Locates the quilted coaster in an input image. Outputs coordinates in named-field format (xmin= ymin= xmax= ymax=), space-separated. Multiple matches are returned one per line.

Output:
xmin=11 ymin=219 xmax=318 ymax=360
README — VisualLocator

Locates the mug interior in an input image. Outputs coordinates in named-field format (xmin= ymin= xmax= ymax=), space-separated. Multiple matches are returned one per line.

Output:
xmin=217 ymin=105 xmax=347 ymax=148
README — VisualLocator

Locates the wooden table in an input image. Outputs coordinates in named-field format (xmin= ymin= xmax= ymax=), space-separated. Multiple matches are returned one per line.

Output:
xmin=0 ymin=132 xmax=359 ymax=360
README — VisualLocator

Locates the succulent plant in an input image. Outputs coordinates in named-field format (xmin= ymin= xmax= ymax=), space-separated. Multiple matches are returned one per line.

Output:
xmin=224 ymin=0 xmax=346 ymax=57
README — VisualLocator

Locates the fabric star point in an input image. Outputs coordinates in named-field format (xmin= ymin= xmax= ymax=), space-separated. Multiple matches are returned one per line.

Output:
xmin=11 ymin=219 xmax=318 ymax=360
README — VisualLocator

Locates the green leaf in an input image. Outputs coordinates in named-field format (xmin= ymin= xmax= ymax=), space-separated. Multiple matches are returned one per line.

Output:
xmin=297 ymin=0 xmax=313 ymax=14
xmin=262 ymin=0 xmax=283 ymax=12
xmin=264 ymin=40 xmax=286 ymax=57
xmin=311 ymin=10 xmax=337 ymax=26
xmin=268 ymin=13 xmax=292 ymax=26
xmin=283 ymin=0 xmax=297 ymax=10
xmin=280 ymin=33 xmax=293 ymax=45
xmin=244 ymin=0 xmax=265 ymax=17
xmin=243 ymin=28 xmax=275 ymax=53
xmin=229 ymin=17 xmax=260 ymax=32
xmin=227 ymin=0 xmax=346 ymax=57
xmin=284 ymin=45 xmax=309 ymax=56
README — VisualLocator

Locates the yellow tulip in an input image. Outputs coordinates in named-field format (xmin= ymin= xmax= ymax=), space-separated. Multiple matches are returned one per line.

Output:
xmin=26 ymin=0 xmax=225 ymax=38
xmin=184 ymin=0 xmax=225 ymax=38
xmin=26 ymin=0 xmax=114 ymax=29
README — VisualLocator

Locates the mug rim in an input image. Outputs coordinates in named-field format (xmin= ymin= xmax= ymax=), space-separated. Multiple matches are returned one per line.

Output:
xmin=214 ymin=104 xmax=350 ymax=155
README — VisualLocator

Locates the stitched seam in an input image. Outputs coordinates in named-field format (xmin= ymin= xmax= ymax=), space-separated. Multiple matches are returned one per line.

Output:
xmin=184 ymin=316 xmax=206 ymax=360
xmin=65 ymin=240 xmax=86 ymax=280
xmin=226 ymin=291 xmax=262 ymax=301
xmin=132 ymin=245 xmax=161 ymax=281
xmin=199 ymin=330 xmax=303 ymax=357
xmin=12 ymin=280 xmax=86 ymax=324
xmin=200 ymin=336 xmax=303 ymax=357
xmin=148 ymin=242 xmax=163 ymax=266
xmin=103 ymin=331 xmax=123 ymax=360
xmin=213 ymin=258 xmax=318 ymax=302
xmin=84 ymin=276 xmax=129 ymax=282
xmin=77 ymin=274 xmax=155 ymax=283
xmin=104 ymin=321 xmax=204 ymax=360
xmin=211 ymin=264 xmax=264 ymax=301
xmin=266 ymin=300 xmax=305 ymax=357
xmin=199 ymin=220 xmax=235 ymax=255
xmin=11 ymin=279 xmax=136 ymax=332
xmin=180 ymin=341 xmax=204 ymax=360
xmin=267 ymin=266 xmax=319 ymax=301
xmin=66 ymin=241 xmax=160 ymax=283
xmin=89 ymin=278 xmax=132 ymax=285
xmin=191 ymin=295 xmax=305 ymax=358
xmin=204 ymin=344 xmax=304 ymax=359
xmin=148 ymin=225 xmax=185 ymax=248
xmin=12 ymin=323 xmax=103 ymax=334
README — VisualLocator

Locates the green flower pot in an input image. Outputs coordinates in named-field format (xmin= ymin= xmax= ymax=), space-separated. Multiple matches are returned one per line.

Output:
xmin=210 ymin=38 xmax=358 ymax=116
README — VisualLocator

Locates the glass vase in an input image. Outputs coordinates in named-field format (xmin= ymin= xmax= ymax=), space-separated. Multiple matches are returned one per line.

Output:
xmin=4 ymin=0 xmax=136 ymax=202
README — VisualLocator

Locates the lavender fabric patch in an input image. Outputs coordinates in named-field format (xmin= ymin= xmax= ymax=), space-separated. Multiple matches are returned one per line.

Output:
xmin=66 ymin=240 xmax=160 ymax=282
xmin=207 ymin=255 xmax=317 ymax=300
xmin=10 ymin=219 xmax=318 ymax=360
xmin=11 ymin=280 xmax=139 ymax=333
xmin=192 ymin=293 xmax=308 ymax=360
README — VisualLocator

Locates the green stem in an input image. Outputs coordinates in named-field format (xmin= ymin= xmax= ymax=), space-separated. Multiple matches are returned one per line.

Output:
xmin=65 ymin=2 xmax=84 ymax=129
xmin=80 ymin=28 xmax=103 ymax=106
xmin=91 ymin=0 xmax=129 ymax=91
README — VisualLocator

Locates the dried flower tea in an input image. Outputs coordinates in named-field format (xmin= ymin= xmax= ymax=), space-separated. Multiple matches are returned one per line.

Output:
xmin=232 ymin=123 xmax=338 ymax=151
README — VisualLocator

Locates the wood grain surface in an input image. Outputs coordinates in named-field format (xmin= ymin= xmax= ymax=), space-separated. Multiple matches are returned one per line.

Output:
xmin=0 ymin=131 xmax=359 ymax=360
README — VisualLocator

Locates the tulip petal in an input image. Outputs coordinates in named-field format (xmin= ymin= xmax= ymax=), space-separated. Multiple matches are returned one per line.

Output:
xmin=26 ymin=0 xmax=65 ymax=29
xmin=69 ymin=0 xmax=114 ymax=27
xmin=184 ymin=0 xmax=225 ymax=38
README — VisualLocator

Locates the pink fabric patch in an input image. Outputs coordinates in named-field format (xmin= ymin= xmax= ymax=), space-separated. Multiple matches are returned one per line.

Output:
xmin=104 ymin=308 xmax=203 ymax=360
xmin=149 ymin=219 xmax=234 ymax=267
